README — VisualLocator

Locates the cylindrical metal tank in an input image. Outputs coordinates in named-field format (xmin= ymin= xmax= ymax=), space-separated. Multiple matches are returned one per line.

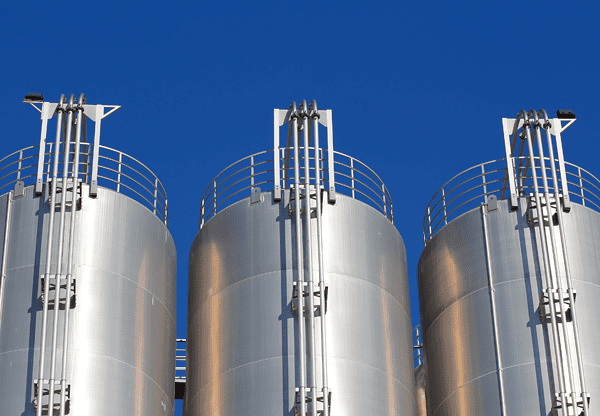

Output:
xmin=0 ymin=101 xmax=176 ymax=415
xmin=419 ymin=154 xmax=600 ymax=415
xmin=186 ymin=145 xmax=416 ymax=415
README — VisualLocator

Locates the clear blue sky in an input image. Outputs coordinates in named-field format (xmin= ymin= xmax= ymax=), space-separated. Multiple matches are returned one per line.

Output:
xmin=1 ymin=1 xmax=599 ymax=414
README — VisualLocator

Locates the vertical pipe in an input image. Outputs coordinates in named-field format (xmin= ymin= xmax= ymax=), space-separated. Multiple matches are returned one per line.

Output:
xmin=541 ymin=110 xmax=589 ymax=415
xmin=59 ymin=95 xmax=85 ymax=415
xmin=291 ymin=105 xmax=307 ymax=416
xmin=531 ymin=111 xmax=578 ymax=410
xmin=0 ymin=192 xmax=13 ymax=340
xmin=522 ymin=112 xmax=568 ymax=416
xmin=481 ymin=205 xmax=507 ymax=416
xmin=301 ymin=101 xmax=317 ymax=416
xmin=311 ymin=103 xmax=329 ymax=416
xmin=37 ymin=94 xmax=65 ymax=416
xmin=48 ymin=95 xmax=76 ymax=412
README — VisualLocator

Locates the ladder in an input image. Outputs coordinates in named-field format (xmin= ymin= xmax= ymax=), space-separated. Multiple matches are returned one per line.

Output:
xmin=502 ymin=109 xmax=589 ymax=416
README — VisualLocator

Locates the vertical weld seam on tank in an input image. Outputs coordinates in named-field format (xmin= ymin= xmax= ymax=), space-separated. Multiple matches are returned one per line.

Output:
xmin=481 ymin=205 xmax=507 ymax=415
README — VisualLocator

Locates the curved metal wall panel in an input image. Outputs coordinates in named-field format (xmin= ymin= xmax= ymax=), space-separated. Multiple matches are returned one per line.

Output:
xmin=0 ymin=184 xmax=176 ymax=415
xmin=187 ymin=190 xmax=415 ymax=415
xmin=418 ymin=198 xmax=600 ymax=416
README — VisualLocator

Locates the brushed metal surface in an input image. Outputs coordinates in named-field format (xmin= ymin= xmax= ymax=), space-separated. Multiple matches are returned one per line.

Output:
xmin=0 ymin=183 xmax=176 ymax=415
xmin=418 ymin=197 xmax=600 ymax=415
xmin=187 ymin=190 xmax=415 ymax=415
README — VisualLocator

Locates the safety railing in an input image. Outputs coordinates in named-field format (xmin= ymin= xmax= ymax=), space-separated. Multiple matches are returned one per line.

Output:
xmin=413 ymin=324 xmax=423 ymax=368
xmin=423 ymin=157 xmax=600 ymax=244
xmin=199 ymin=147 xmax=393 ymax=229
xmin=0 ymin=143 xmax=168 ymax=226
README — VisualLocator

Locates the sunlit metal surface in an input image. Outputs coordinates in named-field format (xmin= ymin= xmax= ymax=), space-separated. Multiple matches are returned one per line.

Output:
xmin=0 ymin=184 xmax=176 ymax=415
xmin=422 ymin=157 xmax=600 ymax=244
xmin=419 ymin=197 xmax=600 ymax=415
xmin=187 ymin=190 xmax=415 ymax=415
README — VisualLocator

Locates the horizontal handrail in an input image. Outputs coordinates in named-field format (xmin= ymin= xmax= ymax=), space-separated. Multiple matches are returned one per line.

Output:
xmin=199 ymin=147 xmax=394 ymax=229
xmin=0 ymin=143 xmax=168 ymax=226
xmin=423 ymin=157 xmax=600 ymax=244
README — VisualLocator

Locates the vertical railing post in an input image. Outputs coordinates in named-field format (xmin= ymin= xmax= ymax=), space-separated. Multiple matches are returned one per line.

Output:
xmin=17 ymin=150 xmax=23 ymax=180
xmin=382 ymin=183 xmax=387 ymax=218
xmin=45 ymin=143 xmax=53 ymax=183
xmin=427 ymin=206 xmax=432 ymax=242
xmin=213 ymin=180 xmax=217 ymax=216
xmin=200 ymin=198 xmax=205 ymax=230
xmin=116 ymin=152 xmax=122 ymax=193
xmin=250 ymin=155 xmax=255 ymax=190
xmin=578 ymin=167 xmax=585 ymax=206
xmin=442 ymin=187 xmax=448 ymax=226
xmin=164 ymin=198 xmax=168 ymax=227
xmin=153 ymin=178 xmax=158 ymax=216
xmin=350 ymin=158 xmax=355 ymax=199
xmin=481 ymin=164 xmax=488 ymax=197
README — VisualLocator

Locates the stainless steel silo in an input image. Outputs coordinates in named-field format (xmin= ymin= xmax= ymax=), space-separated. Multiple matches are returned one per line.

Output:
xmin=186 ymin=101 xmax=416 ymax=415
xmin=0 ymin=94 xmax=176 ymax=415
xmin=418 ymin=110 xmax=597 ymax=416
